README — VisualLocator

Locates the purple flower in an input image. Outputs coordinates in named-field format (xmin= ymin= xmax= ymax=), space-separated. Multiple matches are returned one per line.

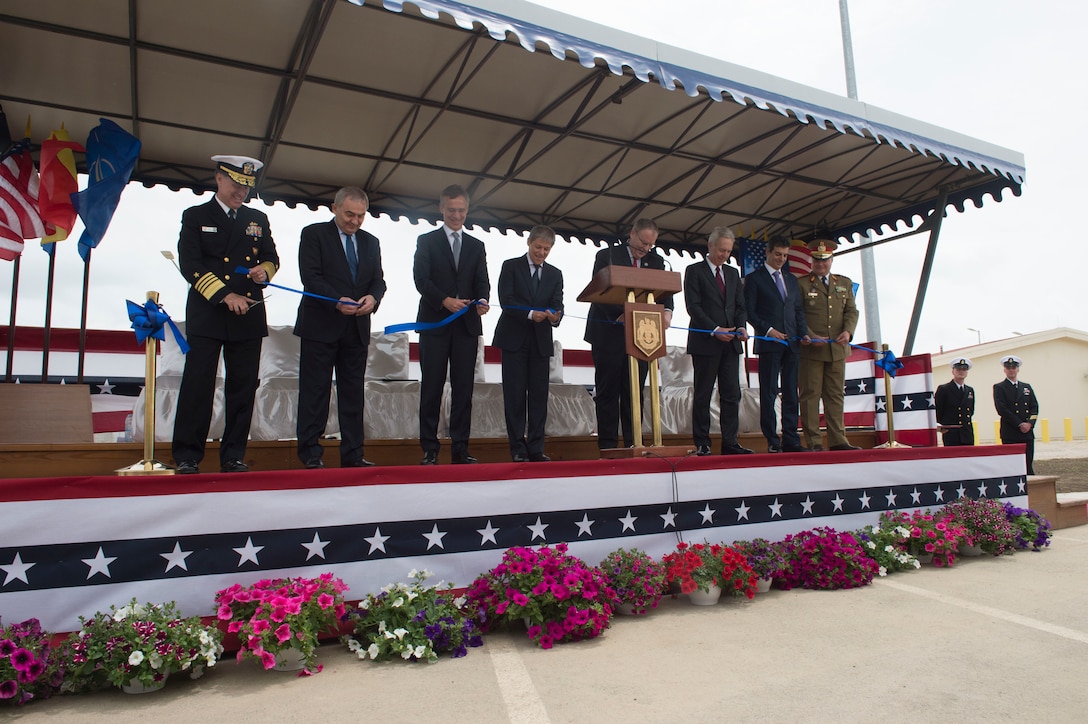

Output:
xmin=9 ymin=647 xmax=34 ymax=672
xmin=0 ymin=679 xmax=17 ymax=699
xmin=0 ymin=639 xmax=15 ymax=657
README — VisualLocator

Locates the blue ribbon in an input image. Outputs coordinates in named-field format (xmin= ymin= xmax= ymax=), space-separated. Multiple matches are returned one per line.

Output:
xmin=126 ymin=299 xmax=189 ymax=354
xmin=233 ymin=266 xmax=360 ymax=306
xmin=384 ymin=300 xmax=485 ymax=334
xmin=801 ymin=337 xmax=904 ymax=377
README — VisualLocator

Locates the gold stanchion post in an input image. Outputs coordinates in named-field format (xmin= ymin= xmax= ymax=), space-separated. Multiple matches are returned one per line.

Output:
xmin=874 ymin=343 xmax=910 ymax=449
xmin=117 ymin=291 xmax=175 ymax=475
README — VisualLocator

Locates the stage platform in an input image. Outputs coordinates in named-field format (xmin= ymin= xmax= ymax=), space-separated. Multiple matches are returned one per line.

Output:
xmin=0 ymin=431 xmax=877 ymax=478
xmin=0 ymin=444 xmax=1027 ymax=633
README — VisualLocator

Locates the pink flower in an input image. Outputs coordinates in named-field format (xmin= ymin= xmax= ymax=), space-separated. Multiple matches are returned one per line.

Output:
xmin=317 ymin=593 xmax=334 ymax=609
xmin=275 ymin=623 xmax=292 ymax=643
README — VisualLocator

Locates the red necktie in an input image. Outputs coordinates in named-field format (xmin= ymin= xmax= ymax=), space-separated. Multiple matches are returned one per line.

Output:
xmin=715 ymin=266 xmax=726 ymax=296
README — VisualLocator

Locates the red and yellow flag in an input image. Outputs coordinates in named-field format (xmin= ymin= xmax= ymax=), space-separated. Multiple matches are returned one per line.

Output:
xmin=38 ymin=124 xmax=84 ymax=244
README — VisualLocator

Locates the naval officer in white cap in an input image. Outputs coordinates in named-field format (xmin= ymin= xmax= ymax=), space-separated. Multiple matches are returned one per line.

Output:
xmin=993 ymin=355 xmax=1038 ymax=474
xmin=172 ymin=155 xmax=280 ymax=474
xmin=934 ymin=357 xmax=975 ymax=446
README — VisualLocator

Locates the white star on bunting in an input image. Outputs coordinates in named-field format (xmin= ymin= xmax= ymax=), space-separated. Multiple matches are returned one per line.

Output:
xmin=998 ymin=481 xmax=1008 ymax=495
xmin=699 ymin=503 xmax=716 ymax=524
xmin=859 ymin=492 xmax=871 ymax=509
xmin=876 ymin=398 xmax=886 ymax=412
xmin=857 ymin=380 xmax=868 ymax=393
xmin=977 ymin=483 xmax=988 ymax=498
xmin=660 ymin=507 xmax=677 ymax=529
xmin=423 ymin=524 xmax=447 ymax=550
xmin=83 ymin=547 xmax=118 ymax=579
xmin=302 ymin=533 xmax=330 ymax=561
xmin=477 ymin=520 xmax=500 ymax=545
xmin=528 ymin=516 xmax=549 ymax=541
xmin=97 ymin=379 xmax=115 ymax=394
xmin=956 ymin=485 xmax=967 ymax=499
xmin=160 ymin=542 xmax=193 ymax=572
xmin=769 ymin=498 xmax=783 ymax=518
xmin=910 ymin=488 xmax=922 ymax=504
xmin=934 ymin=487 xmax=945 ymax=502
xmin=365 ymin=526 xmax=390 ymax=554
xmin=618 ymin=510 xmax=638 ymax=532
xmin=801 ymin=496 xmax=815 ymax=515
xmin=734 ymin=501 xmax=751 ymax=521
xmin=575 ymin=513 xmax=595 ymax=537
xmin=831 ymin=494 xmax=845 ymax=512
xmin=1 ymin=553 xmax=35 ymax=585
xmin=885 ymin=490 xmax=897 ymax=506
xmin=232 ymin=537 xmax=264 ymax=566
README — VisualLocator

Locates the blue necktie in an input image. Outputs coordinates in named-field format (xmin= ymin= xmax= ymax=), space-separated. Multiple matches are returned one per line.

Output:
xmin=344 ymin=233 xmax=358 ymax=280
xmin=773 ymin=270 xmax=787 ymax=301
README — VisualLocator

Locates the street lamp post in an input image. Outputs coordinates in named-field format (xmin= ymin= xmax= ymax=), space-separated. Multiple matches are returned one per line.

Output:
xmin=967 ymin=327 xmax=981 ymax=345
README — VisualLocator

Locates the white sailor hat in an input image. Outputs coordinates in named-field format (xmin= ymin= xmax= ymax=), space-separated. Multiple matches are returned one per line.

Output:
xmin=1000 ymin=355 xmax=1022 ymax=367
xmin=950 ymin=357 xmax=972 ymax=370
xmin=211 ymin=155 xmax=263 ymax=187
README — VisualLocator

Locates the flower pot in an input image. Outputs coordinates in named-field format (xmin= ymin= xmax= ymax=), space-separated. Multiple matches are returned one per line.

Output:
xmin=121 ymin=673 xmax=168 ymax=694
xmin=915 ymin=553 xmax=934 ymax=565
xmin=688 ymin=584 xmax=722 ymax=606
xmin=958 ymin=542 xmax=984 ymax=557
xmin=273 ymin=646 xmax=306 ymax=672
xmin=615 ymin=603 xmax=637 ymax=616
xmin=755 ymin=577 xmax=773 ymax=593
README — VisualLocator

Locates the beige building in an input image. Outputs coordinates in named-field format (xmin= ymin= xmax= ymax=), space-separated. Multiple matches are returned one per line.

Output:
xmin=931 ymin=327 xmax=1088 ymax=443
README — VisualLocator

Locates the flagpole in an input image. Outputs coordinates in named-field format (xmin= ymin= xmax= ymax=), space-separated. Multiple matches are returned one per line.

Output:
xmin=4 ymin=256 xmax=19 ymax=382
xmin=77 ymin=249 xmax=91 ymax=383
xmin=41 ymin=247 xmax=56 ymax=382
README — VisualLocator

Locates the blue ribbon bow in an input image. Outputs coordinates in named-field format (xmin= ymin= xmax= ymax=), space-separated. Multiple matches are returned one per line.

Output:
xmin=875 ymin=349 xmax=904 ymax=377
xmin=126 ymin=299 xmax=190 ymax=354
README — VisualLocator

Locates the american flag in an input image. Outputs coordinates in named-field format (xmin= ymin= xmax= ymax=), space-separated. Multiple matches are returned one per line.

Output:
xmin=0 ymin=133 xmax=46 ymax=261
xmin=734 ymin=237 xmax=766 ymax=277
xmin=787 ymin=240 xmax=812 ymax=277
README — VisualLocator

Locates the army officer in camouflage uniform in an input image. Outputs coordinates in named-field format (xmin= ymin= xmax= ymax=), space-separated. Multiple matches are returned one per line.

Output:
xmin=797 ymin=240 xmax=859 ymax=451
xmin=172 ymin=155 xmax=280 ymax=474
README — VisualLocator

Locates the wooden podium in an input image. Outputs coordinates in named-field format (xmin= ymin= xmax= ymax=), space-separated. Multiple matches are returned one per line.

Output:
xmin=578 ymin=265 xmax=689 ymax=458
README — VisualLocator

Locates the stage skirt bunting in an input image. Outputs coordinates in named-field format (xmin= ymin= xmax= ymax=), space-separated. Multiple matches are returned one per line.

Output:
xmin=0 ymin=447 xmax=1027 ymax=632
xmin=875 ymin=353 xmax=938 ymax=447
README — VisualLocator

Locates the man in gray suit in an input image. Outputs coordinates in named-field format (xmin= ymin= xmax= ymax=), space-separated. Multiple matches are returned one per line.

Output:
xmin=294 ymin=186 xmax=386 ymax=469
xmin=684 ymin=227 xmax=751 ymax=456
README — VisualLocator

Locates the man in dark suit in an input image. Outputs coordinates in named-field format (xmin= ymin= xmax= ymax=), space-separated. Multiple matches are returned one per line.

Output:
xmin=172 ymin=155 xmax=279 ymax=474
xmin=584 ymin=218 xmax=674 ymax=450
xmin=993 ymin=355 xmax=1038 ymax=474
xmin=684 ymin=227 xmax=751 ymax=456
xmin=294 ymin=187 xmax=387 ymax=469
xmin=413 ymin=184 xmax=490 ymax=464
xmin=493 ymin=225 xmax=564 ymax=462
xmin=935 ymin=357 xmax=975 ymax=446
xmin=744 ymin=237 xmax=810 ymax=453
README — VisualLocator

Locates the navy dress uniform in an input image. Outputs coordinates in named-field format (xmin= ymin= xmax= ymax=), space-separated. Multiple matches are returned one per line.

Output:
xmin=934 ymin=357 xmax=975 ymax=446
xmin=797 ymin=240 xmax=859 ymax=450
xmin=993 ymin=355 xmax=1039 ymax=474
xmin=172 ymin=155 xmax=279 ymax=473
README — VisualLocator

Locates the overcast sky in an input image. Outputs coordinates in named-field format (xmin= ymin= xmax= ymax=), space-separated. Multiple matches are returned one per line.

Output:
xmin=4 ymin=0 xmax=1083 ymax=374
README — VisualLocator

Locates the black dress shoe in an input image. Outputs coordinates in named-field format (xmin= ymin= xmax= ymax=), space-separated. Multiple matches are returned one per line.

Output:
xmin=512 ymin=454 xmax=530 ymax=463
xmin=421 ymin=452 xmax=438 ymax=465
xmin=782 ymin=444 xmax=812 ymax=453
xmin=830 ymin=443 xmax=862 ymax=451
xmin=452 ymin=453 xmax=478 ymax=464
xmin=722 ymin=445 xmax=755 ymax=455
xmin=176 ymin=461 xmax=199 ymax=475
xmin=221 ymin=459 xmax=248 ymax=473
xmin=343 ymin=458 xmax=376 ymax=468
xmin=529 ymin=453 xmax=551 ymax=462
xmin=695 ymin=445 xmax=712 ymax=457
xmin=811 ymin=444 xmax=825 ymax=452
xmin=766 ymin=444 xmax=783 ymax=453
xmin=304 ymin=458 xmax=325 ymax=469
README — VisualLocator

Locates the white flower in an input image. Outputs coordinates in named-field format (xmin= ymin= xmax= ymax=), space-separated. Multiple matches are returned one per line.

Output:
xmin=113 ymin=605 xmax=132 ymax=621
xmin=878 ymin=566 xmax=887 ymax=577
xmin=128 ymin=650 xmax=145 ymax=666
xmin=132 ymin=603 xmax=147 ymax=616
xmin=407 ymin=568 xmax=419 ymax=579
xmin=413 ymin=645 xmax=428 ymax=659
xmin=148 ymin=652 xmax=163 ymax=670
xmin=377 ymin=620 xmax=387 ymax=634
xmin=884 ymin=545 xmax=894 ymax=553
xmin=912 ymin=560 xmax=921 ymax=569
xmin=346 ymin=638 xmax=361 ymax=652
xmin=401 ymin=648 xmax=413 ymax=660
xmin=865 ymin=541 xmax=875 ymax=549
xmin=393 ymin=627 xmax=408 ymax=640
xmin=360 ymin=598 xmax=370 ymax=610
xmin=367 ymin=643 xmax=380 ymax=660
xmin=453 ymin=596 xmax=467 ymax=609
xmin=384 ymin=630 xmax=396 ymax=639
xmin=418 ymin=569 xmax=433 ymax=581
xmin=406 ymin=591 xmax=419 ymax=602
xmin=392 ymin=597 xmax=405 ymax=608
